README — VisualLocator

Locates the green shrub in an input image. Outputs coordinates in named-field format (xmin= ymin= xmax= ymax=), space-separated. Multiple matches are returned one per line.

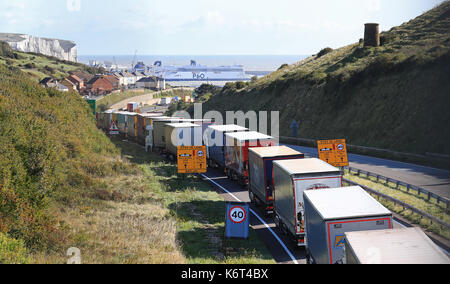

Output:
xmin=0 ymin=41 xmax=15 ymax=59
xmin=24 ymin=63 xmax=36 ymax=69
xmin=317 ymin=47 xmax=333 ymax=58
xmin=278 ymin=63 xmax=289 ymax=70
xmin=0 ymin=233 xmax=31 ymax=264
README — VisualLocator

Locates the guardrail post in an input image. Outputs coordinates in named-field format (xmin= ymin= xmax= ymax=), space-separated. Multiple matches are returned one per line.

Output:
xmin=406 ymin=184 xmax=410 ymax=193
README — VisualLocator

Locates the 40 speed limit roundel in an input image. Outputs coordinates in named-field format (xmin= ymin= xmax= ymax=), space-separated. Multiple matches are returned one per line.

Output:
xmin=229 ymin=206 xmax=247 ymax=224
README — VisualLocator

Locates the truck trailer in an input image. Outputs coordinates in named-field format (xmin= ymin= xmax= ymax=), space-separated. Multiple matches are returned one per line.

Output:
xmin=164 ymin=123 xmax=203 ymax=158
xmin=135 ymin=114 xmax=168 ymax=145
xmin=224 ymin=132 xmax=275 ymax=185
xmin=152 ymin=118 xmax=184 ymax=151
xmin=273 ymin=158 xmax=343 ymax=247
xmin=248 ymin=146 xmax=304 ymax=215
xmin=206 ymin=124 xmax=249 ymax=168
xmin=303 ymin=186 xmax=393 ymax=264
xmin=180 ymin=119 xmax=214 ymax=138
xmin=344 ymin=228 xmax=449 ymax=264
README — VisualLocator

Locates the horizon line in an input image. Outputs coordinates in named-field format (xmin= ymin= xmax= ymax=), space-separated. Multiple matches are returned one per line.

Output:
xmin=77 ymin=54 xmax=312 ymax=57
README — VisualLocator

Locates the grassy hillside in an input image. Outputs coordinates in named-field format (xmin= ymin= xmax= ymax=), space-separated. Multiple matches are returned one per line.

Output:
xmin=0 ymin=63 xmax=273 ymax=263
xmin=0 ymin=63 xmax=123 ymax=258
xmin=202 ymin=2 xmax=450 ymax=156
xmin=0 ymin=41 xmax=100 ymax=81
xmin=0 ymin=63 xmax=183 ymax=263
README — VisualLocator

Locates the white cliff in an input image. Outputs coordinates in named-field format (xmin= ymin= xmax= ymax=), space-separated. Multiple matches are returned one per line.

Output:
xmin=0 ymin=33 xmax=77 ymax=62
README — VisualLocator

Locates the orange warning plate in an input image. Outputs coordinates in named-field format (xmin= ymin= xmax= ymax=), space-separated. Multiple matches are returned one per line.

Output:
xmin=317 ymin=139 xmax=349 ymax=167
xmin=177 ymin=146 xmax=207 ymax=174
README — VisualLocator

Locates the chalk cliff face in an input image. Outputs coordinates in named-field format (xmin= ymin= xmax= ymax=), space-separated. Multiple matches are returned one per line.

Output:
xmin=0 ymin=33 xmax=77 ymax=62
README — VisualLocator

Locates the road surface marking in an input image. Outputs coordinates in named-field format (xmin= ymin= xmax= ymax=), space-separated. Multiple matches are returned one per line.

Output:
xmin=201 ymin=173 xmax=299 ymax=264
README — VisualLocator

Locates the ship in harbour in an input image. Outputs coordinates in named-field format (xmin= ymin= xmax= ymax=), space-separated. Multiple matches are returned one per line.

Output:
xmin=136 ymin=60 xmax=251 ymax=83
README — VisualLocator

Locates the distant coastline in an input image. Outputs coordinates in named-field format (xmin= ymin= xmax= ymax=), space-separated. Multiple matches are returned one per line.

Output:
xmin=77 ymin=54 xmax=309 ymax=72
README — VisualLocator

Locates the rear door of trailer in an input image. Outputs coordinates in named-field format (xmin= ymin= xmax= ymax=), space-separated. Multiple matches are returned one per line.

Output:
xmin=326 ymin=216 xmax=392 ymax=264
xmin=293 ymin=175 xmax=342 ymax=240
xmin=264 ymin=154 xmax=304 ymax=202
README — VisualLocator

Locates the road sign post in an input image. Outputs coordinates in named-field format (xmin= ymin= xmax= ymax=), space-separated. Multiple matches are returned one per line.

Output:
xmin=86 ymin=99 xmax=96 ymax=116
xmin=109 ymin=120 xmax=120 ymax=136
xmin=225 ymin=202 xmax=250 ymax=239
xmin=317 ymin=139 xmax=349 ymax=167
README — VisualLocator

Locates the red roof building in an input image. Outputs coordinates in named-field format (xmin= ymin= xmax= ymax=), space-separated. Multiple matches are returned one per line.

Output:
xmin=104 ymin=75 xmax=120 ymax=90
xmin=85 ymin=75 xmax=113 ymax=95
xmin=66 ymin=74 xmax=84 ymax=91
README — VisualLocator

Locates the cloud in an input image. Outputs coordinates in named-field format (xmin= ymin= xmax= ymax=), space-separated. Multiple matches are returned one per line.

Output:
xmin=67 ymin=0 xmax=81 ymax=12
xmin=367 ymin=0 xmax=381 ymax=12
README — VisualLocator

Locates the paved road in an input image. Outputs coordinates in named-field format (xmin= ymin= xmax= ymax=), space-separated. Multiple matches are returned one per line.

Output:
xmin=202 ymin=168 xmax=306 ymax=264
xmin=285 ymin=144 xmax=450 ymax=199
xmin=202 ymin=167 xmax=408 ymax=264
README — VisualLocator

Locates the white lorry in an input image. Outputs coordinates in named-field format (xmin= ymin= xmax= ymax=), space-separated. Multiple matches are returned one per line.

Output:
xmin=303 ymin=186 xmax=393 ymax=264
xmin=273 ymin=158 xmax=343 ymax=246
xmin=344 ymin=227 xmax=450 ymax=264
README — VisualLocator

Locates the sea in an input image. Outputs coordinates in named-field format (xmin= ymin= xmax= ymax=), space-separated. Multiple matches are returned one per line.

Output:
xmin=77 ymin=55 xmax=309 ymax=72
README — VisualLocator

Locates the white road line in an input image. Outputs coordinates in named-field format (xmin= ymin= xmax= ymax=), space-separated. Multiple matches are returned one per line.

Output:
xmin=201 ymin=174 xmax=299 ymax=264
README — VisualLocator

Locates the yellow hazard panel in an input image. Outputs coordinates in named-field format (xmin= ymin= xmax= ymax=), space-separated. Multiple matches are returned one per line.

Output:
xmin=317 ymin=139 xmax=349 ymax=167
xmin=334 ymin=235 xmax=346 ymax=249
xmin=177 ymin=146 xmax=207 ymax=174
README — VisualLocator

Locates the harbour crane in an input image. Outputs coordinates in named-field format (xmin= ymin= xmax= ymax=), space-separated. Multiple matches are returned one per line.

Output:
xmin=131 ymin=50 xmax=138 ymax=71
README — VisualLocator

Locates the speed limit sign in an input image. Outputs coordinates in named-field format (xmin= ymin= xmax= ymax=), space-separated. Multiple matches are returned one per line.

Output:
xmin=229 ymin=206 xmax=247 ymax=224
xmin=225 ymin=202 xmax=249 ymax=239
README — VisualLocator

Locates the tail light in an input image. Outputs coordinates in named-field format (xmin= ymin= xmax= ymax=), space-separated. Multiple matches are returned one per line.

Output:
xmin=267 ymin=186 xmax=274 ymax=200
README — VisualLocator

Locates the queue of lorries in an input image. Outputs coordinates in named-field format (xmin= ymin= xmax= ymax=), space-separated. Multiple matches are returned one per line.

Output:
xmin=97 ymin=111 xmax=449 ymax=264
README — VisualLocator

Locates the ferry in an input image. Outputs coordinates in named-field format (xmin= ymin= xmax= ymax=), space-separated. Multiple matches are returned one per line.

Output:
xmin=135 ymin=60 xmax=251 ymax=82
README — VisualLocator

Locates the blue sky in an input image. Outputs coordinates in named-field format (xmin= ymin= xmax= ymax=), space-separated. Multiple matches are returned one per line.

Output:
xmin=0 ymin=0 xmax=445 ymax=55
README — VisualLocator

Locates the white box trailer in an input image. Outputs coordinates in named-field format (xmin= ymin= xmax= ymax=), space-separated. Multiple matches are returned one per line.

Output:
xmin=152 ymin=117 xmax=184 ymax=151
xmin=273 ymin=158 xmax=343 ymax=246
xmin=180 ymin=119 xmax=214 ymax=138
xmin=344 ymin=228 xmax=450 ymax=264
xmin=248 ymin=146 xmax=304 ymax=215
xmin=161 ymin=97 xmax=172 ymax=105
xmin=164 ymin=123 xmax=203 ymax=158
xmin=206 ymin=124 xmax=249 ymax=168
xmin=224 ymin=132 xmax=276 ymax=185
xmin=303 ymin=186 xmax=393 ymax=264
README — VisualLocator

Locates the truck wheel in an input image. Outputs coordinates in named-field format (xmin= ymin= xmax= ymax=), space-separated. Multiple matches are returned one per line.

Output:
xmin=274 ymin=214 xmax=281 ymax=227
xmin=276 ymin=216 xmax=287 ymax=236
xmin=264 ymin=210 xmax=272 ymax=219
xmin=306 ymin=249 xmax=316 ymax=264
xmin=249 ymin=190 xmax=257 ymax=205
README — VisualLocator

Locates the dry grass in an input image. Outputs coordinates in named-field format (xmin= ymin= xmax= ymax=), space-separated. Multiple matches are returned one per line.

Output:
xmin=30 ymin=169 xmax=186 ymax=264
xmin=26 ymin=139 xmax=274 ymax=264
